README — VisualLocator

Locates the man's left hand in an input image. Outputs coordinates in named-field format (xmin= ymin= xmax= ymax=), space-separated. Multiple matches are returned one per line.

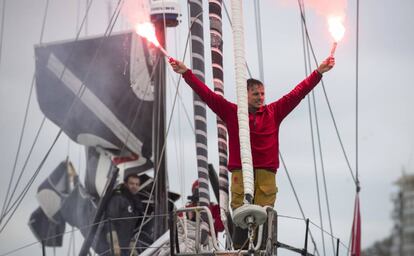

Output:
xmin=317 ymin=56 xmax=335 ymax=74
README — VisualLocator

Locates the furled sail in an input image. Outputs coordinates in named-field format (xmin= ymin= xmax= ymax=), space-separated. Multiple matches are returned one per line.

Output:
xmin=34 ymin=31 xmax=156 ymax=169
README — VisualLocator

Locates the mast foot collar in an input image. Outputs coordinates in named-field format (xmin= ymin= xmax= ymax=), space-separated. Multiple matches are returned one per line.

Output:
xmin=233 ymin=204 xmax=267 ymax=229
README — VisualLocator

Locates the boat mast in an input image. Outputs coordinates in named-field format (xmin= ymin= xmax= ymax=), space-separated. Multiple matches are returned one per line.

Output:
xmin=152 ymin=18 xmax=168 ymax=239
xmin=150 ymin=0 xmax=180 ymax=240
xmin=208 ymin=0 xmax=232 ymax=241
xmin=188 ymin=0 xmax=211 ymax=242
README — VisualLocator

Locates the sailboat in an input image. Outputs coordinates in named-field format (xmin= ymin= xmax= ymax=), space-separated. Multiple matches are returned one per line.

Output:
xmin=0 ymin=0 xmax=363 ymax=255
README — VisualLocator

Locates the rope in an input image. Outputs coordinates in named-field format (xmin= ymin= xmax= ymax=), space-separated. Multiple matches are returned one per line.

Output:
xmin=296 ymin=1 xmax=357 ymax=185
xmin=298 ymin=2 xmax=343 ymax=254
xmin=173 ymin=20 xmax=187 ymax=208
xmin=0 ymin=0 xmax=6 ymax=68
xmin=132 ymin=10 xmax=203 ymax=250
xmin=1 ymin=0 xmax=95 ymax=221
xmin=0 ymin=0 xmax=50 ymax=224
xmin=0 ymin=118 xmax=46 ymax=221
xmin=231 ymin=0 xmax=254 ymax=202
xmin=0 ymin=129 xmax=63 ymax=232
xmin=277 ymin=214 xmax=349 ymax=251
xmin=167 ymin=70 xmax=195 ymax=132
xmin=298 ymin=3 xmax=326 ymax=255
xmin=280 ymin=152 xmax=321 ymax=256
xmin=355 ymin=0 xmax=360 ymax=192
xmin=312 ymin=91 xmax=335 ymax=255
xmin=253 ymin=0 xmax=264 ymax=82
xmin=0 ymin=0 xmax=136 ymax=232
xmin=221 ymin=0 xmax=253 ymax=79
xmin=309 ymin=74 xmax=336 ymax=255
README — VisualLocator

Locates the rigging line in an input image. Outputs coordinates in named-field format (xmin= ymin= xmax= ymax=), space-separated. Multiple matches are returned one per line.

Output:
xmin=85 ymin=0 xmax=90 ymax=36
xmin=279 ymin=213 xmax=343 ymax=250
xmin=297 ymin=2 xmax=357 ymax=185
xmin=167 ymin=70 xmax=182 ymax=180
xmin=1 ymin=0 xmax=95 ymax=217
xmin=1 ymin=0 xmax=99 ymax=220
xmin=312 ymin=91 xmax=336 ymax=255
xmin=0 ymin=130 xmax=64 ymax=233
xmin=298 ymin=2 xmax=326 ymax=256
xmin=308 ymin=220 xmax=349 ymax=251
xmin=0 ymin=241 xmax=40 ymax=256
xmin=0 ymin=0 xmax=6 ymax=68
xmin=0 ymin=0 xmax=50 ymax=223
xmin=72 ymin=226 xmax=76 ymax=256
xmin=0 ymin=118 xmax=46 ymax=220
xmin=221 ymin=0 xmax=253 ymax=78
xmin=347 ymin=0 xmax=361 ymax=252
xmin=279 ymin=152 xmax=321 ymax=256
xmin=76 ymin=0 xmax=81 ymax=32
xmin=355 ymin=0 xmax=360 ymax=190
xmin=94 ymin=51 xmax=162 ymax=219
xmin=298 ymin=1 xmax=335 ymax=253
xmin=253 ymin=0 xmax=264 ymax=82
xmin=167 ymin=70 xmax=195 ymax=132
xmin=0 ymin=218 xmax=110 ymax=256
xmin=305 ymin=50 xmax=338 ymax=256
xmin=173 ymin=21 xmax=185 ymax=207
xmin=133 ymin=11 xmax=202 ymax=247
xmin=300 ymin=2 xmax=334 ymax=252
xmin=1 ymin=0 xmax=125 ymax=227
xmin=277 ymin=213 xmax=348 ymax=250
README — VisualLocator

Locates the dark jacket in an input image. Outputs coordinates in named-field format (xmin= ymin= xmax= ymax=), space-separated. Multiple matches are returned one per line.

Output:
xmin=106 ymin=184 xmax=143 ymax=248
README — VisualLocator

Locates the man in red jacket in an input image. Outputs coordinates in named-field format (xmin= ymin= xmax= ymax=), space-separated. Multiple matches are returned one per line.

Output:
xmin=170 ymin=56 xmax=334 ymax=247
xmin=170 ymin=56 xmax=334 ymax=209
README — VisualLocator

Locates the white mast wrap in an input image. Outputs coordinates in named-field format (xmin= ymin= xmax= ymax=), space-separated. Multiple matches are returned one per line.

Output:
xmin=230 ymin=0 xmax=254 ymax=200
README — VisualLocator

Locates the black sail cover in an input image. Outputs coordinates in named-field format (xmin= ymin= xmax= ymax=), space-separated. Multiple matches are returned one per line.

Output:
xmin=34 ymin=31 xmax=157 ymax=170
xmin=28 ymin=207 xmax=65 ymax=247
xmin=32 ymin=31 xmax=163 ymax=250
xmin=36 ymin=161 xmax=70 ymax=223
xmin=60 ymin=183 xmax=109 ymax=253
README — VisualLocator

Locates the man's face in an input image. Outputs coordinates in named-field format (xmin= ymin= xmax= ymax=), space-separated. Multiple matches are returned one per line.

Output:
xmin=126 ymin=176 xmax=140 ymax=195
xmin=247 ymin=84 xmax=265 ymax=111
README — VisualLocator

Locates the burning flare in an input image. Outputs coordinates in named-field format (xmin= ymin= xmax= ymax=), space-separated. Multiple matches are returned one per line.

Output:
xmin=135 ymin=22 xmax=169 ymax=57
xmin=136 ymin=22 xmax=160 ymax=47
xmin=328 ymin=16 xmax=345 ymax=56
xmin=328 ymin=16 xmax=345 ymax=42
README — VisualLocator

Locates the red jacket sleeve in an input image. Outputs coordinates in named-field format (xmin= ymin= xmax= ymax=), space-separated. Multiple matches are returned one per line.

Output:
xmin=209 ymin=204 xmax=224 ymax=233
xmin=182 ymin=69 xmax=234 ymax=121
xmin=273 ymin=70 xmax=322 ymax=122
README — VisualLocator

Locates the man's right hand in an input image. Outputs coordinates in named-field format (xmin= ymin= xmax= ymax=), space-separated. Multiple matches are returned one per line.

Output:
xmin=169 ymin=58 xmax=188 ymax=74
xmin=107 ymin=231 xmax=121 ymax=256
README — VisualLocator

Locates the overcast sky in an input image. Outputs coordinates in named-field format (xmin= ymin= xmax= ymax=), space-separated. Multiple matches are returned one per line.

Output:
xmin=0 ymin=0 xmax=414 ymax=255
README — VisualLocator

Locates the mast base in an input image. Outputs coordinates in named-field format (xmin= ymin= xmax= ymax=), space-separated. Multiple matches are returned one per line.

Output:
xmin=233 ymin=204 xmax=267 ymax=229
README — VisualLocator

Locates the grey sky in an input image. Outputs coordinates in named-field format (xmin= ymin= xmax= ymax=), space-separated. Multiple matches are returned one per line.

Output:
xmin=0 ymin=0 xmax=413 ymax=255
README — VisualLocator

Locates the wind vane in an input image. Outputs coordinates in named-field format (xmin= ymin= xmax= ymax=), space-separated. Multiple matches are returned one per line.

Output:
xmin=135 ymin=22 xmax=170 ymax=58
xmin=328 ymin=16 xmax=345 ymax=56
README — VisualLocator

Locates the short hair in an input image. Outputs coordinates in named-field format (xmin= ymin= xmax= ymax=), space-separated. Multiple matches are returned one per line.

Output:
xmin=124 ymin=173 xmax=141 ymax=183
xmin=247 ymin=78 xmax=263 ymax=90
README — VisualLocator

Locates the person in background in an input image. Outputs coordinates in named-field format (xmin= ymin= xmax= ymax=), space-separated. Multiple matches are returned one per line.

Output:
xmin=186 ymin=180 xmax=224 ymax=237
xmin=106 ymin=173 xmax=143 ymax=256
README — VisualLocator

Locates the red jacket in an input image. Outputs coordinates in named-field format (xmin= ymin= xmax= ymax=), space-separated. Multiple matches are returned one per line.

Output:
xmin=183 ymin=70 xmax=322 ymax=173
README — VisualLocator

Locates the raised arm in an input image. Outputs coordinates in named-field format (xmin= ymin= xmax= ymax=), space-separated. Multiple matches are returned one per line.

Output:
xmin=275 ymin=56 xmax=335 ymax=121
xmin=169 ymin=58 xmax=234 ymax=120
